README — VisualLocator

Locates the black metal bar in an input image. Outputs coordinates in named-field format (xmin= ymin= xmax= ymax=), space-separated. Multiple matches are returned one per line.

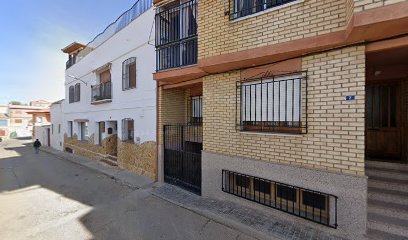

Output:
xmin=155 ymin=0 xmax=198 ymax=71
xmin=230 ymin=0 xmax=297 ymax=20
xmin=221 ymin=169 xmax=338 ymax=228
xmin=237 ymin=72 xmax=307 ymax=133
xmin=91 ymin=81 xmax=112 ymax=103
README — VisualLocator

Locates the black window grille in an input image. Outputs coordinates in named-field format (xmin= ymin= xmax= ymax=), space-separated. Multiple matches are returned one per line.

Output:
xmin=236 ymin=72 xmax=307 ymax=134
xmin=188 ymin=96 xmax=202 ymax=124
xmin=228 ymin=0 xmax=299 ymax=20
xmin=69 ymin=86 xmax=75 ymax=103
xmin=155 ymin=0 xmax=198 ymax=71
xmin=277 ymin=185 xmax=297 ymax=202
xmin=302 ymin=191 xmax=327 ymax=211
xmin=91 ymin=81 xmax=112 ymax=103
xmin=122 ymin=118 xmax=135 ymax=142
xmin=222 ymin=170 xmax=338 ymax=228
xmin=254 ymin=178 xmax=271 ymax=194
xmin=68 ymin=121 xmax=73 ymax=138
xmin=74 ymin=83 xmax=81 ymax=102
xmin=122 ymin=57 xmax=137 ymax=90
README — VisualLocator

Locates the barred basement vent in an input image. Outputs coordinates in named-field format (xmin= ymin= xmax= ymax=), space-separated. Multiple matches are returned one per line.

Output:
xmin=222 ymin=169 xmax=338 ymax=228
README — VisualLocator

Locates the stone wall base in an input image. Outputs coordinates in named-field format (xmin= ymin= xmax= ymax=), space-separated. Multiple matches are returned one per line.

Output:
xmin=118 ymin=140 xmax=156 ymax=179
xmin=63 ymin=134 xmax=156 ymax=180
xmin=202 ymin=151 xmax=368 ymax=240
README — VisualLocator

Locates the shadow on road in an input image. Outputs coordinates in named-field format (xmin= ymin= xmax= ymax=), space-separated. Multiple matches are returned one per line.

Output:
xmin=0 ymin=141 xmax=245 ymax=240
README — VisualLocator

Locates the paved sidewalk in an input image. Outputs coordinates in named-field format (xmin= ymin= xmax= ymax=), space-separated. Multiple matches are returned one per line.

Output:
xmin=41 ymin=146 xmax=346 ymax=240
xmin=41 ymin=146 xmax=154 ymax=190
xmin=152 ymin=185 xmax=345 ymax=240
xmin=1 ymin=140 xmax=256 ymax=240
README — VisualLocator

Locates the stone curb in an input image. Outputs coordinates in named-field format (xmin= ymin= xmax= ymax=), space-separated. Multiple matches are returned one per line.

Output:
xmin=39 ymin=147 xmax=154 ymax=190
xmin=39 ymin=147 xmax=341 ymax=240
xmin=39 ymin=147 xmax=271 ymax=239
xmin=150 ymin=186 xmax=274 ymax=240
xmin=39 ymin=147 xmax=273 ymax=239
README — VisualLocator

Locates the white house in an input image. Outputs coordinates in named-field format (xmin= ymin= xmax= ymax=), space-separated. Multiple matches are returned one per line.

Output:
xmin=33 ymin=125 xmax=51 ymax=147
xmin=61 ymin=0 xmax=156 ymax=179
xmin=50 ymin=100 xmax=64 ymax=151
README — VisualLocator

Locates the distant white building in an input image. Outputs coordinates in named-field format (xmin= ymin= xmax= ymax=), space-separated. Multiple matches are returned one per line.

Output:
xmin=33 ymin=125 xmax=51 ymax=147
xmin=61 ymin=0 xmax=156 ymax=179
xmin=50 ymin=100 xmax=64 ymax=151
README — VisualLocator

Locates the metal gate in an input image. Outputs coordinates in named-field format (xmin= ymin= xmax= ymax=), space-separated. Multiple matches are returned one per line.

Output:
xmin=164 ymin=124 xmax=202 ymax=194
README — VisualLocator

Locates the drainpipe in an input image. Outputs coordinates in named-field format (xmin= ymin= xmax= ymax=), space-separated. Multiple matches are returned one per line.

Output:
xmin=155 ymin=81 xmax=159 ymax=182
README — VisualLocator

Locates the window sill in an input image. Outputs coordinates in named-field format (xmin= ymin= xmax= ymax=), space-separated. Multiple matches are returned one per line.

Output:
xmin=230 ymin=0 xmax=305 ymax=23
xmin=91 ymin=99 xmax=112 ymax=105
xmin=239 ymin=131 xmax=303 ymax=137
xmin=122 ymin=87 xmax=136 ymax=91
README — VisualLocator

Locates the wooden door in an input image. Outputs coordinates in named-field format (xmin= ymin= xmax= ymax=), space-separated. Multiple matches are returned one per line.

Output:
xmin=366 ymin=80 xmax=401 ymax=159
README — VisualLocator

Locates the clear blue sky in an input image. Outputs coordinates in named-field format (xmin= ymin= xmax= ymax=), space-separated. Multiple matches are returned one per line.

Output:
xmin=0 ymin=0 xmax=137 ymax=105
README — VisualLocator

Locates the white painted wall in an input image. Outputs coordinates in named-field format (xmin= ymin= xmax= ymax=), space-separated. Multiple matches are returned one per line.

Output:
xmin=63 ymin=8 xmax=156 ymax=144
xmin=34 ymin=125 xmax=50 ymax=147
xmin=50 ymin=101 xmax=64 ymax=151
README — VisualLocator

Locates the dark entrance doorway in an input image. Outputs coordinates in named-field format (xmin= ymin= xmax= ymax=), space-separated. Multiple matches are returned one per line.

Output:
xmin=366 ymin=44 xmax=408 ymax=162
xmin=163 ymin=124 xmax=202 ymax=194
xmin=366 ymin=80 xmax=402 ymax=159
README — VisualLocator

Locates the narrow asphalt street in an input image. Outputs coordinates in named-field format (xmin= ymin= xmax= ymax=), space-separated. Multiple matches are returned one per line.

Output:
xmin=0 ymin=139 xmax=256 ymax=240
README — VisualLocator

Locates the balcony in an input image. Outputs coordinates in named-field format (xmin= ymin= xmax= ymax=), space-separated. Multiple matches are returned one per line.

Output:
xmin=66 ymin=55 xmax=77 ymax=69
xmin=91 ymin=81 xmax=112 ymax=104
xmin=155 ymin=0 xmax=198 ymax=71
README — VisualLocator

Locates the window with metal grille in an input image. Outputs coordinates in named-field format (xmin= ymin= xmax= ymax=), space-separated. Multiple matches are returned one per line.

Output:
xmin=67 ymin=121 xmax=73 ymax=138
xmin=155 ymin=0 xmax=198 ymax=71
xmin=229 ymin=0 xmax=299 ymax=20
xmin=79 ymin=122 xmax=88 ymax=141
xmin=237 ymin=72 xmax=307 ymax=134
xmin=189 ymin=96 xmax=202 ymax=124
xmin=74 ymin=83 xmax=81 ymax=102
xmin=277 ymin=185 xmax=297 ymax=202
xmin=222 ymin=170 xmax=338 ymax=228
xmin=302 ymin=191 xmax=326 ymax=210
xmin=121 ymin=118 xmax=134 ymax=142
xmin=122 ymin=57 xmax=136 ymax=90
xmin=69 ymin=86 xmax=75 ymax=103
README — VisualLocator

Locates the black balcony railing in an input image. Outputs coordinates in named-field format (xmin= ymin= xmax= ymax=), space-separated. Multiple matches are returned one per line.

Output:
xmin=155 ymin=0 xmax=198 ymax=71
xmin=222 ymin=170 xmax=338 ymax=228
xmin=66 ymin=56 xmax=77 ymax=69
xmin=229 ymin=0 xmax=298 ymax=20
xmin=91 ymin=81 xmax=112 ymax=103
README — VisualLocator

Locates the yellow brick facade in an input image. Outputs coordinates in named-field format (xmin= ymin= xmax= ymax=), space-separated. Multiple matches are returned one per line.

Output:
xmin=353 ymin=0 xmax=407 ymax=11
xmin=203 ymin=46 xmax=366 ymax=176
xmin=198 ymin=0 xmax=348 ymax=59
xmin=158 ymin=87 xmax=195 ymax=144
